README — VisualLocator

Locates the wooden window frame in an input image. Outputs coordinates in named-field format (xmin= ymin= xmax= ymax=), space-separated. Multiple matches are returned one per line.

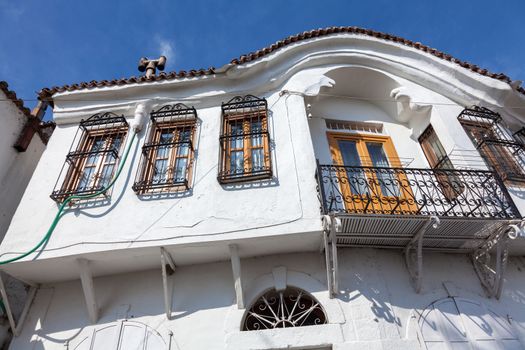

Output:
xmin=218 ymin=95 xmax=272 ymax=184
xmin=327 ymin=131 xmax=418 ymax=214
xmin=133 ymin=108 xmax=197 ymax=194
xmin=460 ymin=119 xmax=525 ymax=186
xmin=50 ymin=112 xmax=129 ymax=202
xmin=418 ymin=125 xmax=465 ymax=200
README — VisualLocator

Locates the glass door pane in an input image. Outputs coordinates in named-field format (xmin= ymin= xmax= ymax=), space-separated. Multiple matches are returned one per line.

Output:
xmin=337 ymin=140 xmax=368 ymax=195
xmin=366 ymin=142 xmax=400 ymax=196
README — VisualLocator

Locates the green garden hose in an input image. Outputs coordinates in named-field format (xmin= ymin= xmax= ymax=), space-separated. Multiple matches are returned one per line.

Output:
xmin=0 ymin=132 xmax=138 ymax=265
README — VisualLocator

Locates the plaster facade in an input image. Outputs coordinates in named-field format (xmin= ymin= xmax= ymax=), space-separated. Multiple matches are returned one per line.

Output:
xmin=8 ymin=251 xmax=525 ymax=349
xmin=1 ymin=31 xmax=525 ymax=349
xmin=0 ymin=88 xmax=46 ymax=242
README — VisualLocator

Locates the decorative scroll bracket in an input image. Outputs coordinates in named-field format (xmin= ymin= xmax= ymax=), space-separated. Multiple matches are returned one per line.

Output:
xmin=405 ymin=216 xmax=440 ymax=293
xmin=472 ymin=221 xmax=523 ymax=299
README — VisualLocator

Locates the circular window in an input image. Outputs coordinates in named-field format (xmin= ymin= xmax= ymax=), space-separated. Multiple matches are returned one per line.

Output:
xmin=242 ymin=287 xmax=327 ymax=331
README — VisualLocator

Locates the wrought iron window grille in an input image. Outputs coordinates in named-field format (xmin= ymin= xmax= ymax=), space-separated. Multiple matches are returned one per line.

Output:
xmin=218 ymin=95 xmax=272 ymax=184
xmin=458 ymin=106 xmax=525 ymax=184
xmin=513 ymin=127 xmax=525 ymax=146
xmin=242 ymin=287 xmax=327 ymax=331
xmin=50 ymin=112 xmax=129 ymax=202
xmin=316 ymin=163 xmax=520 ymax=219
xmin=132 ymin=103 xmax=197 ymax=194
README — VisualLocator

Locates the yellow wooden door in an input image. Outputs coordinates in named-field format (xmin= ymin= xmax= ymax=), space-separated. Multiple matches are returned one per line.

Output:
xmin=327 ymin=132 xmax=417 ymax=214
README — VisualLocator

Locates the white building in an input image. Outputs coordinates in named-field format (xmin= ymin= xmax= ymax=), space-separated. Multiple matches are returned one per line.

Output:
xmin=1 ymin=27 xmax=525 ymax=349
xmin=0 ymin=81 xmax=54 ymax=347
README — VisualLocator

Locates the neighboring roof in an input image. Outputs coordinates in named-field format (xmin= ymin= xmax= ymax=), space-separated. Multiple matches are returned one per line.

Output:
xmin=0 ymin=81 xmax=32 ymax=118
xmin=38 ymin=26 xmax=525 ymax=99
xmin=1 ymin=81 xmax=55 ymax=146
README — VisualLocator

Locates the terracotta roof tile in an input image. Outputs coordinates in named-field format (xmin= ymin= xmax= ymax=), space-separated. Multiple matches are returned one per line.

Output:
xmin=0 ymin=81 xmax=32 ymax=118
xmin=37 ymin=26 xmax=524 ymax=99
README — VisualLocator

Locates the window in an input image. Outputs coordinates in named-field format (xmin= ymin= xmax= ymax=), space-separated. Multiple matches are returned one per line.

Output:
xmin=133 ymin=104 xmax=196 ymax=194
xmin=325 ymin=119 xmax=383 ymax=134
xmin=50 ymin=113 xmax=128 ymax=202
xmin=242 ymin=287 xmax=327 ymax=331
xmin=327 ymin=132 xmax=418 ymax=214
xmin=218 ymin=95 xmax=272 ymax=184
xmin=419 ymin=125 xmax=464 ymax=200
xmin=458 ymin=106 xmax=525 ymax=185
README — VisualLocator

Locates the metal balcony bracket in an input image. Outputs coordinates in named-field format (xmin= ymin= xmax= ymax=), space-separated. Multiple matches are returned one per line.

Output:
xmin=322 ymin=215 xmax=341 ymax=298
xmin=471 ymin=221 xmax=523 ymax=299
xmin=160 ymin=247 xmax=177 ymax=319
xmin=0 ymin=273 xmax=38 ymax=337
xmin=229 ymin=244 xmax=244 ymax=309
xmin=77 ymin=258 xmax=99 ymax=324
xmin=404 ymin=216 xmax=440 ymax=293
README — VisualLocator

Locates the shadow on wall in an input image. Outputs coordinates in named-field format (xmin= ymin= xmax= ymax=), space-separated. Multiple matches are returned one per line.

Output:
xmin=21 ymin=263 xmax=237 ymax=348
xmin=336 ymin=249 xmax=401 ymax=327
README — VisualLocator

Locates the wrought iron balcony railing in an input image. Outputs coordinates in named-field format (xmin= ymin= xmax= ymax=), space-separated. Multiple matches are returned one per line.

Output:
xmin=316 ymin=164 xmax=520 ymax=219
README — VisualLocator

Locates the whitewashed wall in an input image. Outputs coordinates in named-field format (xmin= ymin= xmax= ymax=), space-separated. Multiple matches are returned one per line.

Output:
xmin=0 ymin=90 xmax=322 ymax=269
xmin=8 ymin=251 xmax=525 ymax=349
xmin=0 ymin=90 xmax=45 ymax=242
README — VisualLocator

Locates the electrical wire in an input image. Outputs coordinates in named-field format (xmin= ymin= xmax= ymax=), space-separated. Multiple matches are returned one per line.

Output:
xmin=0 ymin=132 xmax=138 ymax=265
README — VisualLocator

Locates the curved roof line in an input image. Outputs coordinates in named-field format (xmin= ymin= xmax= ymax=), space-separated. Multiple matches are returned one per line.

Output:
xmin=38 ymin=26 xmax=525 ymax=99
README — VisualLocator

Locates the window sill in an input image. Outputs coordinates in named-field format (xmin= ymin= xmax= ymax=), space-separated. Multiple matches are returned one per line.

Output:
xmin=218 ymin=169 xmax=273 ymax=184
xmin=132 ymin=179 xmax=190 ymax=194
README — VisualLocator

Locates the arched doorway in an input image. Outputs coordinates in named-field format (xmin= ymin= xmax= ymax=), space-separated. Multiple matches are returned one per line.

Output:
xmin=419 ymin=297 xmax=521 ymax=349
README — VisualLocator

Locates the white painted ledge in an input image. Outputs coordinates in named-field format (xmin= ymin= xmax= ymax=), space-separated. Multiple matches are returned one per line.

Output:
xmin=333 ymin=339 xmax=421 ymax=350
xmin=225 ymin=323 xmax=343 ymax=350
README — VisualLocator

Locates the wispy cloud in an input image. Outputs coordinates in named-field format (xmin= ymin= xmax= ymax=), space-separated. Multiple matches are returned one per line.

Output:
xmin=0 ymin=1 xmax=25 ymax=21
xmin=158 ymin=38 xmax=175 ymax=62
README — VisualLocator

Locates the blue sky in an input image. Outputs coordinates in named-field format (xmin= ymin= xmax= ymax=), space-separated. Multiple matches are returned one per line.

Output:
xmin=1 ymin=0 xmax=524 ymax=120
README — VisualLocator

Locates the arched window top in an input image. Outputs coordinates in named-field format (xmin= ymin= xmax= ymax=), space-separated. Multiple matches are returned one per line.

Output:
xmin=72 ymin=320 xmax=166 ymax=350
xmin=242 ymin=287 xmax=327 ymax=331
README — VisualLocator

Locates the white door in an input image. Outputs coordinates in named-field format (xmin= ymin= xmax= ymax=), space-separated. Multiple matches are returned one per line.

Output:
xmin=419 ymin=297 xmax=522 ymax=349
xmin=73 ymin=320 xmax=167 ymax=350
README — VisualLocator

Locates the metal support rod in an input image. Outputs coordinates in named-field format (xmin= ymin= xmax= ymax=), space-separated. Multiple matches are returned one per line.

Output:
xmin=77 ymin=259 xmax=98 ymax=323
xmin=160 ymin=247 xmax=176 ymax=319
xmin=0 ymin=273 xmax=17 ymax=336
xmin=229 ymin=244 xmax=244 ymax=309
xmin=404 ymin=216 xmax=440 ymax=293
xmin=330 ymin=217 xmax=340 ymax=295
xmin=323 ymin=229 xmax=334 ymax=298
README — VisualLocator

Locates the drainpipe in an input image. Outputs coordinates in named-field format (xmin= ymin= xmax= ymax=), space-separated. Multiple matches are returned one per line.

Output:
xmin=132 ymin=102 xmax=148 ymax=133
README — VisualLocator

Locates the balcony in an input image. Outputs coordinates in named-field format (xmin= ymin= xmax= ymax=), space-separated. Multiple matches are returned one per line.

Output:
xmin=316 ymin=164 xmax=521 ymax=251
xmin=317 ymin=163 xmax=523 ymax=296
